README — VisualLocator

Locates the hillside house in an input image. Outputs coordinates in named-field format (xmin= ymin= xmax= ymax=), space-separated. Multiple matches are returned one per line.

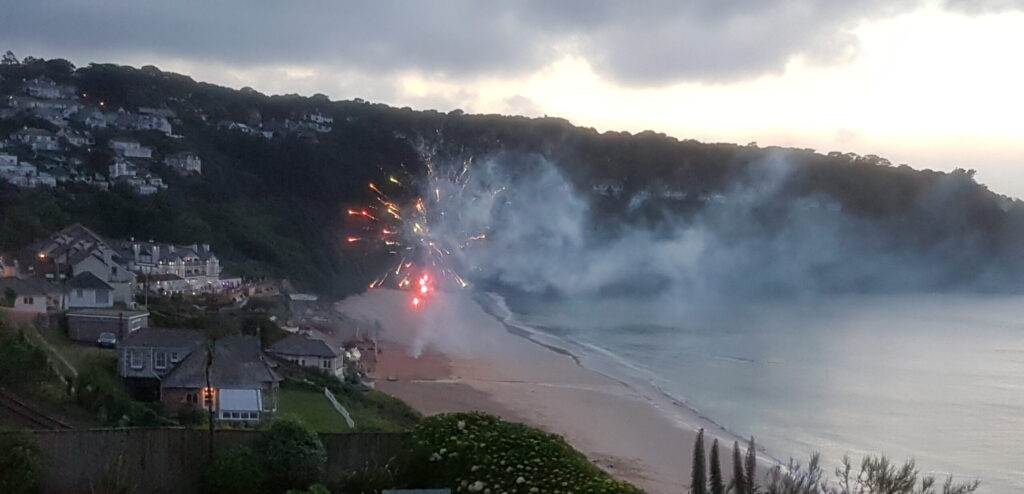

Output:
xmin=137 ymin=273 xmax=189 ymax=294
xmin=108 ymin=157 xmax=137 ymax=178
xmin=109 ymin=138 xmax=153 ymax=159
xmin=68 ymin=272 xmax=113 ymax=308
xmin=23 ymin=77 xmax=77 ymax=100
xmin=111 ymin=112 xmax=172 ymax=135
xmin=72 ymin=108 xmax=107 ymax=129
xmin=117 ymin=240 xmax=222 ymax=292
xmin=156 ymin=335 xmax=282 ymax=423
xmin=0 ymin=277 xmax=67 ymax=313
xmin=119 ymin=328 xmax=205 ymax=400
xmin=164 ymin=151 xmax=201 ymax=174
xmin=303 ymin=111 xmax=333 ymax=133
xmin=11 ymin=127 xmax=62 ymax=152
xmin=67 ymin=308 xmax=149 ymax=343
xmin=268 ymin=332 xmax=343 ymax=375
xmin=34 ymin=224 xmax=137 ymax=305
xmin=58 ymin=128 xmax=94 ymax=147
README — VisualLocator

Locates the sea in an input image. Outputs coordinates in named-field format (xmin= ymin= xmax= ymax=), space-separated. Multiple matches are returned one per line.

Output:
xmin=481 ymin=292 xmax=1024 ymax=492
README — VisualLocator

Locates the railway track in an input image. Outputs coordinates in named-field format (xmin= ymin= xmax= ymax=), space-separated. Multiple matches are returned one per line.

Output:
xmin=0 ymin=388 xmax=70 ymax=430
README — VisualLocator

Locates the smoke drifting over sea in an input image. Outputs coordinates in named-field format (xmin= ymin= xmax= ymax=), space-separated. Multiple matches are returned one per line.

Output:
xmin=424 ymin=151 xmax=1018 ymax=303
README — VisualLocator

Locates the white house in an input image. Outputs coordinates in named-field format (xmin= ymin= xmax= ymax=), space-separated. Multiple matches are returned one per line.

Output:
xmin=73 ymin=108 xmax=107 ymax=129
xmin=23 ymin=77 xmax=77 ymax=100
xmin=11 ymin=127 xmax=62 ymax=152
xmin=0 ymin=277 xmax=67 ymax=313
xmin=38 ymin=224 xmax=137 ymax=305
xmin=68 ymin=272 xmax=114 ymax=308
xmin=108 ymin=158 xmax=137 ymax=178
xmin=116 ymin=240 xmax=222 ymax=292
xmin=109 ymin=138 xmax=152 ymax=159
xmin=164 ymin=151 xmax=201 ymax=174
xmin=58 ymin=128 xmax=94 ymax=147
xmin=268 ymin=332 xmax=344 ymax=375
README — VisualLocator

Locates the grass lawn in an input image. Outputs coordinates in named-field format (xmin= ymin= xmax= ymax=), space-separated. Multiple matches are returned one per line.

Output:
xmin=278 ymin=384 xmax=421 ymax=433
xmin=278 ymin=386 xmax=353 ymax=433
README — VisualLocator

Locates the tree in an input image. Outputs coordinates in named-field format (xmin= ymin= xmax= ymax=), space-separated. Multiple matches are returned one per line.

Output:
xmin=732 ymin=441 xmax=748 ymax=494
xmin=0 ymin=429 xmax=42 ymax=494
xmin=745 ymin=436 xmax=757 ymax=493
xmin=1 ymin=288 xmax=15 ymax=308
xmin=0 ymin=51 xmax=17 ymax=65
xmin=709 ymin=438 xmax=724 ymax=494
xmin=691 ymin=428 xmax=707 ymax=494
xmin=257 ymin=418 xmax=327 ymax=493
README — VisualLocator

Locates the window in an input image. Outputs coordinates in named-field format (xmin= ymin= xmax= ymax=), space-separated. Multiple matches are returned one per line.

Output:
xmin=129 ymin=350 xmax=143 ymax=370
xmin=186 ymin=393 xmax=197 ymax=404
xmin=95 ymin=289 xmax=109 ymax=304
xmin=298 ymin=358 xmax=306 ymax=366
xmin=203 ymin=388 xmax=214 ymax=409
xmin=22 ymin=296 xmax=33 ymax=304
xmin=75 ymin=288 xmax=83 ymax=298
xmin=154 ymin=351 xmax=168 ymax=370
xmin=322 ymin=359 xmax=332 ymax=369
xmin=170 ymin=352 xmax=180 ymax=363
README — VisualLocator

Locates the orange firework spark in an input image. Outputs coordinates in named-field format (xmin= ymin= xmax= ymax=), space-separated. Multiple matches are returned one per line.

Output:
xmin=348 ymin=154 xmax=494 ymax=307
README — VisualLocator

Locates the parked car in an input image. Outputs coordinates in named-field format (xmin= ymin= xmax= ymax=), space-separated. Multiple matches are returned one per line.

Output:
xmin=96 ymin=332 xmax=117 ymax=348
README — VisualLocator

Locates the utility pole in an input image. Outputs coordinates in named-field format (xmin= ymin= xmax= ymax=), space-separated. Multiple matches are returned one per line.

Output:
xmin=205 ymin=340 xmax=215 ymax=460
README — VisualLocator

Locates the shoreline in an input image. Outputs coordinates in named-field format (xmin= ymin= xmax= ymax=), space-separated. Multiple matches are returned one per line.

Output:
xmin=337 ymin=289 xmax=767 ymax=493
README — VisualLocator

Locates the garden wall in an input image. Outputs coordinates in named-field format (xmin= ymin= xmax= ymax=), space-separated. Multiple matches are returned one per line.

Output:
xmin=4 ymin=427 xmax=409 ymax=494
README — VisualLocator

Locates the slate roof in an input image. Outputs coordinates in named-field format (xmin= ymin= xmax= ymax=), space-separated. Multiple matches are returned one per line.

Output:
xmin=269 ymin=333 xmax=338 ymax=358
xmin=162 ymin=335 xmax=281 ymax=389
xmin=121 ymin=328 xmax=205 ymax=349
xmin=68 ymin=271 xmax=112 ymax=290
xmin=0 ymin=276 xmax=63 ymax=295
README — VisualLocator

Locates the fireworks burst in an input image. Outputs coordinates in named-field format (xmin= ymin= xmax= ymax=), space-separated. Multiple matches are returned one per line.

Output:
xmin=347 ymin=154 xmax=497 ymax=308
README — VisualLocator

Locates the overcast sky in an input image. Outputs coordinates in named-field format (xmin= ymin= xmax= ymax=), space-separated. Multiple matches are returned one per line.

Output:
xmin=3 ymin=1 xmax=1023 ymax=195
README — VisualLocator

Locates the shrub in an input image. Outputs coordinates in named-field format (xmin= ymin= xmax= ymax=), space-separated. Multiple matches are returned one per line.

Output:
xmin=761 ymin=454 xmax=980 ymax=494
xmin=0 ymin=429 xmax=42 ymax=494
xmin=0 ymin=331 xmax=52 ymax=389
xmin=407 ymin=412 xmax=643 ymax=494
xmin=201 ymin=445 xmax=264 ymax=494
xmin=73 ymin=360 xmax=170 ymax=427
xmin=257 ymin=418 xmax=327 ymax=493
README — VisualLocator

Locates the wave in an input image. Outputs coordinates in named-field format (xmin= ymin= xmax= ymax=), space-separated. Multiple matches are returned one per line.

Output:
xmin=474 ymin=290 xmax=782 ymax=464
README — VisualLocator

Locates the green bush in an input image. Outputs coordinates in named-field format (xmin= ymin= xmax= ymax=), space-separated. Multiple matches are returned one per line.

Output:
xmin=0 ymin=331 xmax=52 ymax=389
xmin=407 ymin=412 xmax=642 ymax=494
xmin=257 ymin=418 xmax=327 ymax=493
xmin=0 ymin=429 xmax=42 ymax=494
xmin=73 ymin=360 xmax=170 ymax=427
xmin=201 ymin=445 xmax=264 ymax=494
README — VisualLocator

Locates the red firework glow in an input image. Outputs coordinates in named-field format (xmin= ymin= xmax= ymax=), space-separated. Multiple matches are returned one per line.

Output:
xmin=346 ymin=156 xmax=496 ymax=309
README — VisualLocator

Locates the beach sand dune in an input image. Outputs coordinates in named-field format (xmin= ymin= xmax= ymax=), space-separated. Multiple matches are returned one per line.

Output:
xmin=338 ymin=289 xmax=748 ymax=494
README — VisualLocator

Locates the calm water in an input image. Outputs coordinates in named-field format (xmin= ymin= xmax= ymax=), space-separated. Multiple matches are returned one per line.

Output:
xmin=501 ymin=293 xmax=1024 ymax=492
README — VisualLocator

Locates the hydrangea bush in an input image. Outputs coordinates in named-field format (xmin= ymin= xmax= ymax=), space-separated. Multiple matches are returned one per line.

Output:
xmin=410 ymin=412 xmax=644 ymax=494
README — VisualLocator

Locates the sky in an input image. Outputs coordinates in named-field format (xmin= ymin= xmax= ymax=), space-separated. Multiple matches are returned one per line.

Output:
xmin=2 ymin=0 xmax=1023 ymax=195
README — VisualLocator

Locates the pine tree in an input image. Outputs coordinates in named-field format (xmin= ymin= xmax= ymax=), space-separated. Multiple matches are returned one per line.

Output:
xmin=709 ymin=438 xmax=724 ymax=494
xmin=691 ymin=428 xmax=707 ymax=494
xmin=744 ymin=436 xmax=757 ymax=494
xmin=731 ymin=441 xmax=747 ymax=494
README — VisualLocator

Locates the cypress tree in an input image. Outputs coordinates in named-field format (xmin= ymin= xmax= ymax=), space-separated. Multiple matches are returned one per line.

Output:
xmin=709 ymin=438 xmax=724 ymax=494
xmin=691 ymin=428 xmax=707 ymax=494
xmin=744 ymin=436 xmax=757 ymax=494
xmin=731 ymin=441 xmax=747 ymax=494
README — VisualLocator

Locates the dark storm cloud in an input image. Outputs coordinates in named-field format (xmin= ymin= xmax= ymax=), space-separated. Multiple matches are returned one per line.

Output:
xmin=0 ymin=1 xmax=1018 ymax=86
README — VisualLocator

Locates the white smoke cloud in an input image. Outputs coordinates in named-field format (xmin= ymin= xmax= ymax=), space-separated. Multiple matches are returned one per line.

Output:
xmin=421 ymin=150 xmax=1008 ymax=303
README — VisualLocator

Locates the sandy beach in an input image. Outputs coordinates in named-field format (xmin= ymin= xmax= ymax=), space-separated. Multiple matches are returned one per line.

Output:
xmin=337 ymin=289 xmax=753 ymax=494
